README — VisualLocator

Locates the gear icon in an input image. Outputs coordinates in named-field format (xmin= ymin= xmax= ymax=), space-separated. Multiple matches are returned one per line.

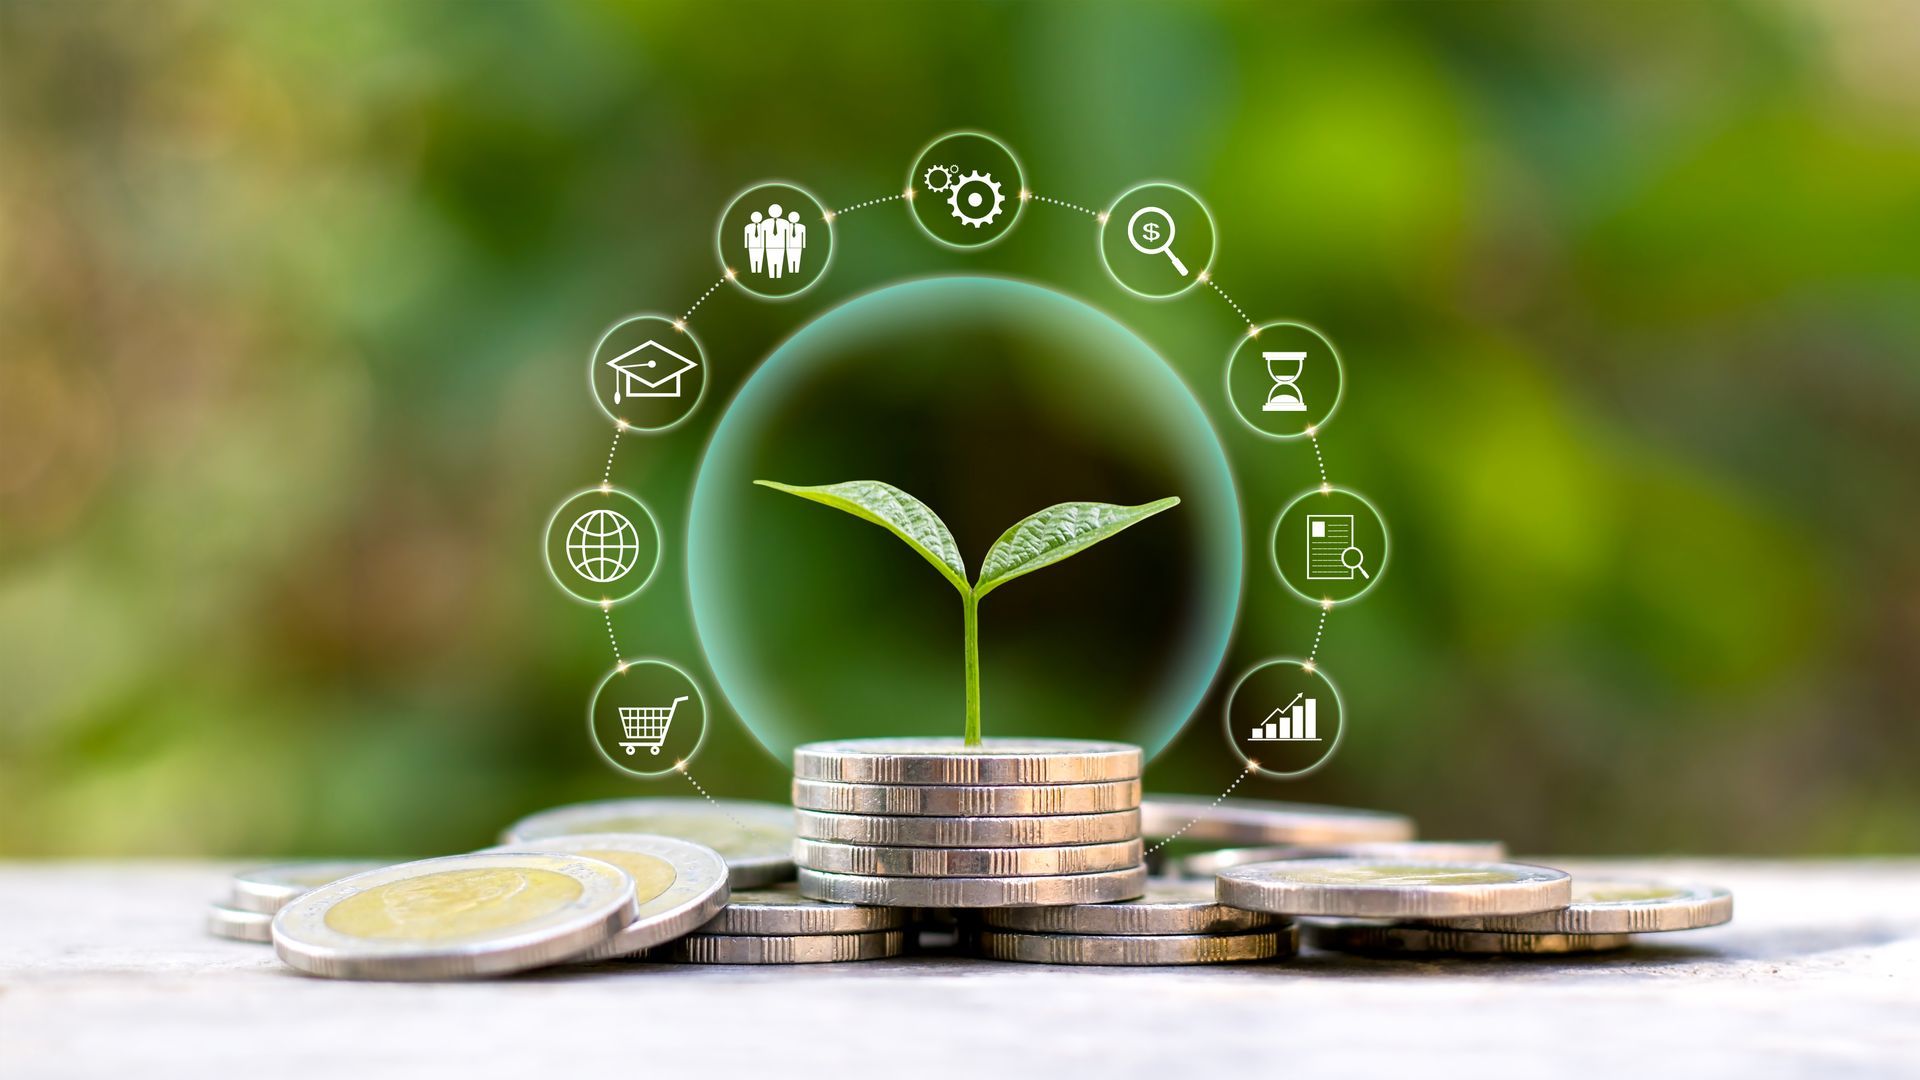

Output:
xmin=922 ymin=165 xmax=956 ymax=194
xmin=946 ymin=170 xmax=1005 ymax=228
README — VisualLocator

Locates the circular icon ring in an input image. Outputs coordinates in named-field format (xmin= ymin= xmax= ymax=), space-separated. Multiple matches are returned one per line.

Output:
xmin=588 ymin=315 xmax=707 ymax=434
xmin=1269 ymin=486 xmax=1389 ymax=607
xmin=587 ymin=658 xmax=708 ymax=779
xmin=1222 ymin=658 xmax=1344 ymax=780
xmin=1099 ymin=181 xmax=1216 ymax=300
xmin=717 ymin=181 xmax=835 ymax=301
xmin=543 ymin=486 xmax=662 ymax=607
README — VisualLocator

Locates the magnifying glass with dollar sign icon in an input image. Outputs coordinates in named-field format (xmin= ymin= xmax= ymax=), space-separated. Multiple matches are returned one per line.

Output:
xmin=1126 ymin=206 xmax=1188 ymax=276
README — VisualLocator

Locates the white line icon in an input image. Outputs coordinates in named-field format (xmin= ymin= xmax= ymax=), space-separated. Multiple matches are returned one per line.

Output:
xmin=1249 ymin=692 xmax=1320 ymax=742
xmin=1126 ymin=206 xmax=1188 ymax=275
xmin=1263 ymin=351 xmax=1307 ymax=413
xmin=607 ymin=340 xmax=696 ymax=403
xmin=619 ymin=696 xmax=688 ymax=756
xmin=1306 ymin=514 xmax=1369 ymax=581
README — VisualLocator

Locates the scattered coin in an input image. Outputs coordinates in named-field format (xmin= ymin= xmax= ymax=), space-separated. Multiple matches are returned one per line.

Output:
xmin=650 ymin=929 xmax=907 ymax=964
xmin=1421 ymin=879 xmax=1733 ymax=935
xmin=499 ymin=797 xmax=793 ymax=887
xmin=272 ymin=852 xmax=637 ymax=980
xmin=792 ymin=837 xmax=1144 ymax=877
xmin=228 ymin=861 xmax=396 ymax=915
xmin=1216 ymin=859 xmax=1571 ymax=919
xmin=1141 ymin=795 xmax=1414 ymax=846
xmin=479 ymin=833 xmax=730 ymax=960
xmin=1305 ymin=921 xmax=1633 ymax=956
xmin=206 ymin=904 xmax=274 ymax=944
xmin=792 ymin=737 xmax=1142 ymax=785
xmin=1176 ymin=841 xmax=1507 ymax=880
xmin=696 ymin=883 xmax=907 ymax=936
xmin=798 ymin=865 xmax=1148 ymax=907
xmin=793 ymin=778 xmax=1141 ymax=817
xmin=973 ymin=926 xmax=1296 ymax=966
xmin=978 ymin=879 xmax=1280 ymax=936
xmin=793 ymin=808 xmax=1141 ymax=848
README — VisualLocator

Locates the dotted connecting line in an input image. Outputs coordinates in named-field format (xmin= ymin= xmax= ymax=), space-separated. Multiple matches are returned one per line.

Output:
xmin=682 ymin=276 xmax=726 ymax=323
xmin=602 ymin=609 xmax=622 ymax=665
xmin=1308 ymin=608 xmax=1328 ymax=662
xmin=830 ymin=193 xmax=905 ymax=218
xmin=1144 ymin=766 xmax=1257 ymax=855
xmin=679 ymin=767 xmax=751 ymax=830
xmin=1207 ymin=278 xmax=1257 ymax=333
xmin=601 ymin=427 xmax=622 ymax=484
xmin=1309 ymin=431 xmax=1329 ymax=486
xmin=1027 ymin=192 xmax=1098 ymax=216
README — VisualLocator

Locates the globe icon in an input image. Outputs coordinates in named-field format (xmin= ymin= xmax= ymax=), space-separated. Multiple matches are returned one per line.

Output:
xmin=566 ymin=509 xmax=642 ymax=583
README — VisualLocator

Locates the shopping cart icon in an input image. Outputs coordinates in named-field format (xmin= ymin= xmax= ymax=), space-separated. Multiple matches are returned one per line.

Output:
xmin=618 ymin=696 xmax=688 ymax=756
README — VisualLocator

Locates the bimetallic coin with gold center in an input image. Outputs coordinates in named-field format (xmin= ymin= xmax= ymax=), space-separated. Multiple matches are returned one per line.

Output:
xmin=1419 ymin=879 xmax=1732 ymax=935
xmin=481 ymin=833 xmax=731 ymax=959
xmin=1216 ymin=859 xmax=1571 ymax=919
xmin=272 ymin=852 xmax=637 ymax=980
xmin=229 ymin=861 xmax=396 ymax=914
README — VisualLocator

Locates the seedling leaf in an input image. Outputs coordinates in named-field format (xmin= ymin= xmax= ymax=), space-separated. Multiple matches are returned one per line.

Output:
xmin=974 ymin=497 xmax=1181 ymax=598
xmin=754 ymin=479 xmax=969 ymax=594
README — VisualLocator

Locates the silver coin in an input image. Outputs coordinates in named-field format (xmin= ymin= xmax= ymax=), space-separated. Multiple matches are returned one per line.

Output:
xmin=272 ymin=852 xmax=637 ymax=980
xmin=1420 ymin=879 xmax=1733 ymax=935
xmin=978 ymin=879 xmax=1281 ymax=936
xmin=696 ymin=883 xmax=907 ymax=936
xmin=798 ymin=865 xmax=1147 ymax=908
xmin=793 ymin=837 xmax=1144 ymax=877
xmin=1141 ymin=795 xmax=1414 ymax=845
xmin=792 ymin=778 xmax=1141 ymax=817
xmin=793 ymin=737 xmax=1142 ymax=786
xmin=973 ymin=926 xmax=1296 ymax=966
xmin=478 ymin=833 xmax=730 ymax=960
xmin=499 ymin=797 xmax=793 ymax=887
xmin=794 ymin=808 xmax=1140 ymax=848
xmin=1176 ymin=841 xmax=1508 ymax=880
xmin=649 ymin=930 xmax=906 ymax=964
xmin=206 ymin=904 xmax=273 ymax=944
xmin=1216 ymin=859 xmax=1571 ymax=918
xmin=1305 ymin=921 xmax=1633 ymax=955
xmin=229 ymin=861 xmax=395 ymax=915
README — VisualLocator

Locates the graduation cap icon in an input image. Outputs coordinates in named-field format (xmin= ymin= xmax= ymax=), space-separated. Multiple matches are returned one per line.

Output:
xmin=607 ymin=339 xmax=697 ymax=403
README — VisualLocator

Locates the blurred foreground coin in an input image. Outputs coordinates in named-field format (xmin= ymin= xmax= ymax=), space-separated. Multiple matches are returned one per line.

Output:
xmin=1176 ymin=841 xmax=1507 ymax=880
xmin=500 ymin=797 xmax=793 ymax=887
xmin=228 ymin=861 xmax=395 ymax=914
xmin=980 ymin=879 xmax=1280 ymax=936
xmin=1305 ymin=921 xmax=1632 ymax=956
xmin=480 ymin=833 xmax=730 ymax=960
xmin=793 ymin=809 xmax=1140 ymax=848
xmin=1141 ymin=795 xmax=1413 ymax=845
xmin=799 ymin=865 xmax=1148 ymax=907
xmin=696 ymin=883 xmax=906 ymax=936
xmin=1421 ymin=879 xmax=1732 ymax=935
xmin=973 ymin=926 xmax=1295 ymax=966
xmin=206 ymin=904 xmax=273 ymax=943
xmin=793 ymin=737 xmax=1141 ymax=785
xmin=650 ymin=929 xmax=907 ymax=964
xmin=272 ymin=852 xmax=637 ymax=980
xmin=1216 ymin=859 xmax=1570 ymax=918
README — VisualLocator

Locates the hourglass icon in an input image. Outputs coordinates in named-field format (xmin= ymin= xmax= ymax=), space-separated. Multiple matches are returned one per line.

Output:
xmin=1262 ymin=351 xmax=1308 ymax=413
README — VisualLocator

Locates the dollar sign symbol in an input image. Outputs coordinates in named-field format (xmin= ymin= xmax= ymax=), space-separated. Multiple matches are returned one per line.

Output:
xmin=1142 ymin=222 xmax=1161 ymax=244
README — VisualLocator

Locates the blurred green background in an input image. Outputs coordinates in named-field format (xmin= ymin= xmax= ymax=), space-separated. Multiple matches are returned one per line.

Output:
xmin=3 ymin=0 xmax=1915 ymax=857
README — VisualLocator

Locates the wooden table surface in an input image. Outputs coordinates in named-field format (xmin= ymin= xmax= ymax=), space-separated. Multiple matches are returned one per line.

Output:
xmin=2 ymin=858 xmax=1915 ymax=1077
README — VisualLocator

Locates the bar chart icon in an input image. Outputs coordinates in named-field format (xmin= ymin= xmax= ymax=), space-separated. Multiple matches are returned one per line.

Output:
xmin=1250 ymin=693 xmax=1320 ymax=742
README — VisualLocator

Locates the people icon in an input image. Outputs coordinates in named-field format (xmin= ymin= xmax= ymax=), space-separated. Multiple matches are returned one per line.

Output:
xmin=744 ymin=202 xmax=807 ymax=280
xmin=745 ymin=211 xmax=765 ymax=275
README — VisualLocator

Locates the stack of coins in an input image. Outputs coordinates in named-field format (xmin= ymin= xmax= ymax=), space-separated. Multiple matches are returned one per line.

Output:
xmin=791 ymin=738 xmax=1149 ymax=907
xmin=647 ymin=883 xmax=910 ymax=964
xmin=971 ymin=880 xmax=1296 ymax=965
xmin=206 ymin=860 xmax=390 ymax=944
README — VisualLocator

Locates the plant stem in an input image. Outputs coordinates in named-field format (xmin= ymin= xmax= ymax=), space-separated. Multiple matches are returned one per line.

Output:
xmin=963 ymin=590 xmax=981 ymax=746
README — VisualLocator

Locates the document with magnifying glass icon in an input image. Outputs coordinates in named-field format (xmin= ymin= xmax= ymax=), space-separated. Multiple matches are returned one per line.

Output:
xmin=1306 ymin=514 xmax=1366 ymax=580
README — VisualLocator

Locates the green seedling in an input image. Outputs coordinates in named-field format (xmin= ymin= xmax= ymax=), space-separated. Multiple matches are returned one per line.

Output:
xmin=755 ymin=479 xmax=1180 ymax=746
